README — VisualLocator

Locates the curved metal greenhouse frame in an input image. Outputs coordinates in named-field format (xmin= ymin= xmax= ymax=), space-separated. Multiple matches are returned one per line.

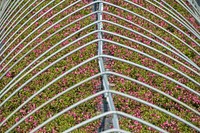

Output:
xmin=0 ymin=0 xmax=199 ymax=132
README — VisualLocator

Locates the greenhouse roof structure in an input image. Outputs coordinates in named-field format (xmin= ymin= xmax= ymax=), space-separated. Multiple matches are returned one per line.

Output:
xmin=0 ymin=0 xmax=200 ymax=132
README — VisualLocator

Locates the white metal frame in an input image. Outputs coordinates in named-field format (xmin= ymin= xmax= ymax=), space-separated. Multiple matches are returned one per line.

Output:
xmin=0 ymin=0 xmax=199 ymax=132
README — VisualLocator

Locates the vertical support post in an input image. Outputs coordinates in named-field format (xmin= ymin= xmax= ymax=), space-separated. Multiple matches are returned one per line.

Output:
xmin=93 ymin=0 xmax=120 ymax=132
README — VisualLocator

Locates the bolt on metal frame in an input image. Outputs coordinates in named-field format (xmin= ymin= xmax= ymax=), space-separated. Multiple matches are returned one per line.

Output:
xmin=0 ymin=0 xmax=200 ymax=132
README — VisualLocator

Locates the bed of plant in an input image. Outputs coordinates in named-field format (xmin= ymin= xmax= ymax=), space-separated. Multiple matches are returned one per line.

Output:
xmin=0 ymin=0 xmax=199 ymax=132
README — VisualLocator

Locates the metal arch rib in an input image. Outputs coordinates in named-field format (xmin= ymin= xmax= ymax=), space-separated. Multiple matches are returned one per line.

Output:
xmin=161 ymin=0 xmax=200 ymax=26
xmin=146 ymin=0 xmax=200 ymax=39
xmin=0 ymin=0 xmax=97 ymax=70
xmin=1 ymin=0 xmax=120 ymax=131
xmin=1 ymin=22 xmax=199 ymax=100
xmin=0 ymin=0 xmax=79 ymax=58
xmin=99 ymin=12 xmax=199 ymax=74
xmin=1 ymin=10 xmax=198 ymax=92
xmin=100 ymin=1 xmax=200 ymax=59
xmin=0 ymin=33 xmax=199 ymax=130
xmin=100 ymin=19 xmax=199 ymax=70
xmin=0 ymin=0 xmax=18 ymax=26
xmin=29 ymin=88 xmax=199 ymax=132
xmin=6 ymin=70 xmax=199 ymax=132
xmin=63 ymin=111 xmax=168 ymax=133
xmin=97 ymin=1 xmax=199 ymax=69
xmin=0 ymin=0 xmax=8 ymax=17
xmin=30 ymin=87 xmax=199 ymax=132
xmin=0 ymin=0 xmax=38 ymax=39
xmin=100 ymin=55 xmax=200 ymax=96
xmin=0 ymin=11 xmax=100 ymax=94
xmin=151 ymin=0 xmax=200 ymax=36
xmin=1 ymin=0 xmax=198 ymax=79
xmin=0 ymin=0 xmax=26 ymax=35
xmin=2 ymin=53 xmax=199 ymax=129
xmin=0 ymin=0 xmax=50 ymax=45
xmin=176 ymin=0 xmax=200 ymax=21
xmin=0 ymin=32 xmax=100 ymax=104
xmin=1 ymin=10 xmax=199 ymax=95
xmin=0 ymin=12 xmax=100 ymax=95
xmin=0 ymin=0 xmax=85 ymax=76
xmin=1 ymin=27 xmax=199 ymax=109
xmin=1 ymin=2 xmax=198 ymax=69
xmin=0 ymin=0 xmax=11 ymax=18
xmin=100 ymin=129 xmax=131 ymax=133
xmin=0 ymin=20 xmax=101 ymax=100
xmin=124 ymin=0 xmax=200 ymax=48
xmin=181 ymin=0 xmax=200 ymax=19
xmin=0 ymin=0 xmax=59 ymax=51
xmin=1 ymin=29 xmax=199 ymax=115
xmin=2 ymin=36 xmax=199 ymax=129
xmin=97 ymin=11 xmax=199 ymax=75
xmin=29 ymin=92 xmax=168 ymax=133
xmin=100 ymin=38 xmax=200 ymax=87
xmin=2 ymin=39 xmax=200 ymax=129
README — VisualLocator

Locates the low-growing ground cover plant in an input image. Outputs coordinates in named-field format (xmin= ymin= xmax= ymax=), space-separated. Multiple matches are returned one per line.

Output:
xmin=0 ymin=0 xmax=199 ymax=132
